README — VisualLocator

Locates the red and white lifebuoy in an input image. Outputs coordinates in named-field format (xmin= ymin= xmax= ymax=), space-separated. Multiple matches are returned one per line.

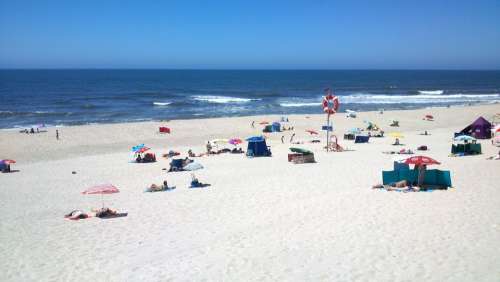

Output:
xmin=322 ymin=94 xmax=339 ymax=114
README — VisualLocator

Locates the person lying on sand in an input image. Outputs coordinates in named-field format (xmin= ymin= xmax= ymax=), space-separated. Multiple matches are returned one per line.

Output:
xmin=94 ymin=207 xmax=117 ymax=218
xmin=372 ymin=180 xmax=420 ymax=192
xmin=64 ymin=210 xmax=89 ymax=220
xmin=190 ymin=173 xmax=210 ymax=188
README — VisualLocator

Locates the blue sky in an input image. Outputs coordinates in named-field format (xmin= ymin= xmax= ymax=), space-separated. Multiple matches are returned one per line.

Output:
xmin=0 ymin=0 xmax=499 ymax=69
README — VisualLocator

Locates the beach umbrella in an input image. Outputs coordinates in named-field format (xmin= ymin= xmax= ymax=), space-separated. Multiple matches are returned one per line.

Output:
xmin=404 ymin=156 xmax=440 ymax=166
xmin=1 ymin=159 xmax=16 ymax=164
xmin=494 ymin=124 xmax=500 ymax=133
xmin=305 ymin=129 xmax=318 ymax=135
xmin=82 ymin=184 xmax=120 ymax=209
xmin=132 ymin=144 xmax=145 ymax=152
xmin=389 ymin=132 xmax=404 ymax=138
xmin=425 ymin=114 xmax=434 ymax=119
xmin=135 ymin=146 xmax=150 ymax=154
xmin=259 ymin=121 xmax=269 ymax=125
xmin=404 ymin=156 xmax=440 ymax=187
xmin=454 ymin=135 xmax=476 ymax=142
xmin=229 ymin=138 xmax=242 ymax=145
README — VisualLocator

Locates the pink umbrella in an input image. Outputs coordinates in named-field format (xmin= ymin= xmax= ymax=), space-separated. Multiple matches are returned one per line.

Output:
xmin=259 ymin=121 xmax=269 ymax=125
xmin=229 ymin=138 xmax=242 ymax=145
xmin=1 ymin=159 xmax=16 ymax=164
xmin=305 ymin=129 xmax=318 ymax=135
xmin=82 ymin=184 xmax=120 ymax=208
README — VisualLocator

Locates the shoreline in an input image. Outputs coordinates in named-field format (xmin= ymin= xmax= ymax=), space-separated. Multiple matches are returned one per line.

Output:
xmin=2 ymin=101 xmax=498 ymax=132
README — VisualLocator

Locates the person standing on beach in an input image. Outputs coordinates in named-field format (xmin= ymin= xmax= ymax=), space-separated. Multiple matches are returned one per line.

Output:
xmin=56 ymin=130 xmax=59 ymax=140
xmin=251 ymin=121 xmax=255 ymax=128
xmin=206 ymin=141 xmax=212 ymax=154
xmin=290 ymin=133 xmax=295 ymax=143
xmin=281 ymin=135 xmax=284 ymax=144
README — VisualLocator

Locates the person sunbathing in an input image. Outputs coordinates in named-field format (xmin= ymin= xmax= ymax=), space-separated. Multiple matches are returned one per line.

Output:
xmin=64 ymin=210 xmax=89 ymax=220
xmin=149 ymin=183 xmax=163 ymax=192
xmin=190 ymin=173 xmax=210 ymax=188
xmin=95 ymin=207 xmax=117 ymax=218
xmin=188 ymin=149 xmax=196 ymax=157
xmin=372 ymin=180 xmax=420 ymax=192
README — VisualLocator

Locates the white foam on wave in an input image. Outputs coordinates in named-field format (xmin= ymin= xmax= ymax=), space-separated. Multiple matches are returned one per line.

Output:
xmin=192 ymin=95 xmax=260 ymax=104
xmin=153 ymin=102 xmax=172 ymax=106
xmin=280 ymin=102 xmax=320 ymax=107
xmin=418 ymin=90 xmax=444 ymax=95
xmin=340 ymin=93 xmax=500 ymax=104
xmin=277 ymin=93 xmax=500 ymax=107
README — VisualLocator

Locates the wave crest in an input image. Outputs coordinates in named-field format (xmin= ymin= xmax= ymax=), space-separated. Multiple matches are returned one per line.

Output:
xmin=192 ymin=95 xmax=260 ymax=104
xmin=153 ymin=102 xmax=172 ymax=106
xmin=418 ymin=90 xmax=444 ymax=95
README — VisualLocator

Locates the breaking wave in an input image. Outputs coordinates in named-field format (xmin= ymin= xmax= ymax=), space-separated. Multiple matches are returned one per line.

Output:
xmin=153 ymin=102 xmax=172 ymax=106
xmin=192 ymin=95 xmax=260 ymax=104
xmin=418 ymin=90 xmax=444 ymax=95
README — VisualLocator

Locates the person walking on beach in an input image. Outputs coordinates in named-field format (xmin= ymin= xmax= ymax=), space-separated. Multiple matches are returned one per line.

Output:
xmin=206 ymin=141 xmax=212 ymax=154
xmin=251 ymin=121 xmax=255 ymax=128
xmin=56 ymin=130 xmax=59 ymax=140
xmin=281 ymin=135 xmax=285 ymax=144
xmin=290 ymin=133 xmax=295 ymax=143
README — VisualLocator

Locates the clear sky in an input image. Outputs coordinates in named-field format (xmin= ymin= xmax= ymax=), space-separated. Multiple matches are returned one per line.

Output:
xmin=0 ymin=0 xmax=499 ymax=69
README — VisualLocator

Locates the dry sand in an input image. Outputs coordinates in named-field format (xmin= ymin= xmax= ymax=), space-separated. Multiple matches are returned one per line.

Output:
xmin=1 ymin=104 xmax=500 ymax=281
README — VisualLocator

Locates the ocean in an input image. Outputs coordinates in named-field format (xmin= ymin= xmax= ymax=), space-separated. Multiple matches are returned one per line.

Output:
xmin=0 ymin=70 xmax=499 ymax=129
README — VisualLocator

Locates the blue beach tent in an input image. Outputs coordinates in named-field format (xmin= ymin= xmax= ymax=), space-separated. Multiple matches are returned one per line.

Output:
xmin=271 ymin=122 xmax=281 ymax=132
xmin=246 ymin=136 xmax=272 ymax=157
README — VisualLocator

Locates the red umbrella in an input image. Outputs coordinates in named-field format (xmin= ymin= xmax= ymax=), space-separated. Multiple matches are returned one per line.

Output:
xmin=82 ymin=184 xmax=120 ymax=208
xmin=425 ymin=114 xmax=434 ymax=119
xmin=1 ymin=159 xmax=16 ymax=164
xmin=404 ymin=156 xmax=440 ymax=166
xmin=136 ymin=147 xmax=150 ymax=154
xmin=259 ymin=121 xmax=269 ymax=125
xmin=305 ymin=129 xmax=318 ymax=135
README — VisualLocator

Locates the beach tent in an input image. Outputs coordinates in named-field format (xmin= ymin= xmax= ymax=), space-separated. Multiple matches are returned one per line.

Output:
xmin=451 ymin=136 xmax=482 ymax=155
xmin=246 ymin=136 xmax=271 ymax=157
xmin=458 ymin=116 xmax=492 ymax=139
xmin=159 ymin=127 xmax=171 ymax=133
xmin=272 ymin=122 xmax=281 ymax=132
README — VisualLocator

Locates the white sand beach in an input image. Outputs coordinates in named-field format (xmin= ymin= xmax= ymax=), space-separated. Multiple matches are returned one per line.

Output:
xmin=1 ymin=104 xmax=500 ymax=281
